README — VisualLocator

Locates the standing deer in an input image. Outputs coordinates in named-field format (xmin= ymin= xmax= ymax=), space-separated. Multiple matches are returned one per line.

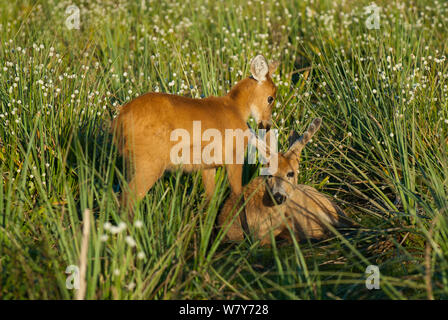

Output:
xmin=218 ymin=118 xmax=351 ymax=245
xmin=112 ymin=55 xmax=279 ymax=213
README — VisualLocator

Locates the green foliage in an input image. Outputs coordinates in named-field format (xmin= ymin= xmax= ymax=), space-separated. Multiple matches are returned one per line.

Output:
xmin=0 ymin=0 xmax=447 ymax=299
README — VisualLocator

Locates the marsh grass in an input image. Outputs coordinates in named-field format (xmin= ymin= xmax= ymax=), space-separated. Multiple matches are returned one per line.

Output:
xmin=0 ymin=0 xmax=447 ymax=299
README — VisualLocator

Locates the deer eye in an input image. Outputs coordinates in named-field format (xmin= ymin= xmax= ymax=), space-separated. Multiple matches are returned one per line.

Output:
xmin=267 ymin=96 xmax=274 ymax=104
xmin=287 ymin=171 xmax=294 ymax=178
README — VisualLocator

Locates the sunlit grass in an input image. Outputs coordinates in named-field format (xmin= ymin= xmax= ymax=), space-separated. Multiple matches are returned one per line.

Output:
xmin=0 ymin=0 xmax=447 ymax=299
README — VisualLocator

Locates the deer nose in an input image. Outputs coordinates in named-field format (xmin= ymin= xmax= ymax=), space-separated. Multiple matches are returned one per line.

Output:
xmin=258 ymin=122 xmax=271 ymax=132
xmin=265 ymin=123 xmax=271 ymax=132
xmin=273 ymin=192 xmax=286 ymax=204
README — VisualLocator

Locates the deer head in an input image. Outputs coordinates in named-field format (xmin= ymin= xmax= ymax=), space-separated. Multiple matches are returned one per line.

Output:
xmin=248 ymin=55 xmax=279 ymax=131
xmin=264 ymin=118 xmax=322 ymax=205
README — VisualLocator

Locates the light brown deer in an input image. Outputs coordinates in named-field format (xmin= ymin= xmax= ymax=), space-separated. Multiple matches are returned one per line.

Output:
xmin=112 ymin=55 xmax=279 ymax=213
xmin=218 ymin=118 xmax=351 ymax=245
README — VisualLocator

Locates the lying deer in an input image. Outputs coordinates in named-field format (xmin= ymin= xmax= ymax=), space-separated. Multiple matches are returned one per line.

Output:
xmin=218 ymin=118 xmax=351 ymax=245
xmin=112 ymin=55 xmax=279 ymax=212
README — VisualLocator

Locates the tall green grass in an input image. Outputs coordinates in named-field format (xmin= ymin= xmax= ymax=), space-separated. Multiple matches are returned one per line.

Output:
xmin=0 ymin=0 xmax=447 ymax=299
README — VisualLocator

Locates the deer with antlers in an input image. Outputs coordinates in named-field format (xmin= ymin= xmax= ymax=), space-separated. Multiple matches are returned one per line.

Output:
xmin=218 ymin=118 xmax=351 ymax=245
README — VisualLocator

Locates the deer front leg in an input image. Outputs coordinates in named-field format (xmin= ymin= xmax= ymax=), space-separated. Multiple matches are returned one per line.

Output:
xmin=226 ymin=164 xmax=243 ymax=196
xmin=202 ymin=168 xmax=216 ymax=200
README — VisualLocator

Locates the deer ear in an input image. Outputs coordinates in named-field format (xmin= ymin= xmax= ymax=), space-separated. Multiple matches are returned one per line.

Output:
xmin=309 ymin=118 xmax=322 ymax=134
xmin=286 ymin=132 xmax=309 ymax=158
xmin=269 ymin=61 xmax=279 ymax=75
xmin=250 ymin=55 xmax=269 ymax=82
xmin=288 ymin=130 xmax=301 ymax=149
xmin=285 ymin=117 xmax=322 ymax=158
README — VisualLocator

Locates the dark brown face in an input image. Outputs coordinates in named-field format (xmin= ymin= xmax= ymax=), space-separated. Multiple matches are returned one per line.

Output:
xmin=263 ymin=117 xmax=322 ymax=205
xmin=265 ymin=154 xmax=298 ymax=205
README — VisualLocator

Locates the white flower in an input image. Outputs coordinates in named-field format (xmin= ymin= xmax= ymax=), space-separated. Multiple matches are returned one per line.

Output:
xmin=110 ymin=226 xmax=120 ymax=234
xmin=127 ymin=282 xmax=136 ymax=290
xmin=135 ymin=220 xmax=143 ymax=228
xmin=137 ymin=252 xmax=146 ymax=260
xmin=109 ymin=222 xmax=126 ymax=234
xmin=103 ymin=222 xmax=112 ymax=231
xmin=100 ymin=234 xmax=109 ymax=242
xmin=118 ymin=221 xmax=126 ymax=231
xmin=125 ymin=236 xmax=136 ymax=247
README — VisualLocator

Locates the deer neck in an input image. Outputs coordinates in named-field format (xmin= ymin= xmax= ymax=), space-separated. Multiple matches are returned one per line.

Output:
xmin=227 ymin=77 xmax=257 ymax=121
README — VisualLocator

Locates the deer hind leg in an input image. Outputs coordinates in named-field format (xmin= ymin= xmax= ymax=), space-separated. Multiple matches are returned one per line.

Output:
xmin=121 ymin=159 xmax=166 ymax=218
xmin=225 ymin=164 xmax=243 ymax=196
xmin=202 ymin=168 xmax=216 ymax=200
